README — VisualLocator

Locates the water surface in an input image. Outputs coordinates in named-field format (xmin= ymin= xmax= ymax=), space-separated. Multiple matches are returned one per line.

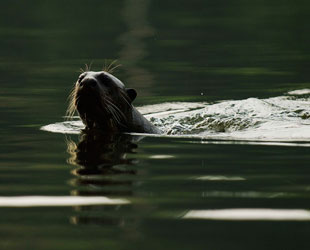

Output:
xmin=1 ymin=0 xmax=310 ymax=249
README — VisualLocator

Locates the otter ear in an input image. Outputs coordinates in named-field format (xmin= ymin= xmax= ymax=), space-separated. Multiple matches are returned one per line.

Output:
xmin=126 ymin=88 xmax=137 ymax=102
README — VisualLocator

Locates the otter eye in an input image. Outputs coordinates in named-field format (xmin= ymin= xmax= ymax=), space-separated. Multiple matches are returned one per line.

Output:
xmin=98 ymin=73 xmax=111 ymax=84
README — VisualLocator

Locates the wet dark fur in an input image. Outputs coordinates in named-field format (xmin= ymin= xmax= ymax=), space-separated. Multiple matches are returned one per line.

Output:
xmin=67 ymin=70 xmax=160 ymax=134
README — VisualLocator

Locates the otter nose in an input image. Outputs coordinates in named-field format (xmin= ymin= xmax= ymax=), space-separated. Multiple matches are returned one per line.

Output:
xmin=79 ymin=78 xmax=97 ymax=88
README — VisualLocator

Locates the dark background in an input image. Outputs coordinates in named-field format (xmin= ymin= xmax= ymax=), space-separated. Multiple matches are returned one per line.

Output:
xmin=0 ymin=0 xmax=309 ymax=128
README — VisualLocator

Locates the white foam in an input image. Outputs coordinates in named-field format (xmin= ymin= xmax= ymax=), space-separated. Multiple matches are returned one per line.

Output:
xmin=148 ymin=93 xmax=310 ymax=142
xmin=41 ymin=120 xmax=83 ymax=134
xmin=288 ymin=89 xmax=310 ymax=95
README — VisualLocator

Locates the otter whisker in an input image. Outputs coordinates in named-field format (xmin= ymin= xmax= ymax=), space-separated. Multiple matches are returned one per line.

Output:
xmin=105 ymin=99 xmax=127 ymax=121
xmin=66 ymin=85 xmax=78 ymax=119
xmin=106 ymin=104 xmax=126 ymax=127
xmin=109 ymin=109 xmax=122 ymax=125
xmin=104 ymin=99 xmax=127 ymax=128
xmin=119 ymin=90 xmax=131 ymax=107
xmin=84 ymin=64 xmax=89 ymax=72
xmin=104 ymin=102 xmax=119 ymax=120
xmin=109 ymin=63 xmax=122 ymax=73
xmin=103 ymin=59 xmax=108 ymax=72
xmin=106 ymin=104 xmax=121 ymax=120
xmin=111 ymin=107 xmax=124 ymax=125
xmin=102 ymin=59 xmax=122 ymax=73
xmin=98 ymin=94 xmax=122 ymax=123
xmin=85 ymin=62 xmax=93 ymax=72
xmin=75 ymin=97 xmax=80 ymax=109
xmin=107 ymin=59 xmax=118 ymax=72
xmin=104 ymin=99 xmax=123 ymax=122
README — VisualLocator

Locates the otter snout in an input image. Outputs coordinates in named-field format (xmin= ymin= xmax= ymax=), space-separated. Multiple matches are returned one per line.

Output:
xmin=79 ymin=77 xmax=98 ymax=89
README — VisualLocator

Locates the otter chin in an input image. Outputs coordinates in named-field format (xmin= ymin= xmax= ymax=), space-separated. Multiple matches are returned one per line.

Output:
xmin=68 ymin=71 xmax=161 ymax=134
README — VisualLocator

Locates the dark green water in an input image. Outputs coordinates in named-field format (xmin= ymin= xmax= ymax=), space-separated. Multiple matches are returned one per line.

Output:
xmin=1 ymin=0 xmax=310 ymax=249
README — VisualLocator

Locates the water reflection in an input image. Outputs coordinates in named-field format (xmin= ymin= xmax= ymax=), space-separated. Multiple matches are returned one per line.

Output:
xmin=66 ymin=131 xmax=141 ymax=226
xmin=67 ymin=131 xmax=141 ymax=195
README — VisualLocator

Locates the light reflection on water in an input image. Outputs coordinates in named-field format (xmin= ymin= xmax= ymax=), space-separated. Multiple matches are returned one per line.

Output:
xmin=195 ymin=175 xmax=246 ymax=181
xmin=0 ymin=196 xmax=130 ymax=207
xmin=183 ymin=209 xmax=310 ymax=221
xmin=200 ymin=191 xmax=286 ymax=198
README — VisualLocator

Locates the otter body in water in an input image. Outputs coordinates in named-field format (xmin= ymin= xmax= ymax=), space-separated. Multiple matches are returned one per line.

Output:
xmin=68 ymin=71 xmax=161 ymax=134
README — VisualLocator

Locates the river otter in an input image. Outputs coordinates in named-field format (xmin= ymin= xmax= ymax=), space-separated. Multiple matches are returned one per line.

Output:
xmin=67 ymin=71 xmax=161 ymax=134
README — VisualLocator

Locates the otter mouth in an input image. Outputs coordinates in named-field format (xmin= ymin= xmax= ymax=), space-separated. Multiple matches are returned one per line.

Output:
xmin=75 ymin=88 xmax=112 ymax=129
xmin=76 ymin=89 xmax=102 ymax=112
xmin=75 ymin=87 xmax=128 ymax=131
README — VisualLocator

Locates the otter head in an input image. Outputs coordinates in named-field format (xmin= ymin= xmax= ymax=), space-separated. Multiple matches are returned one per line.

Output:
xmin=68 ymin=71 xmax=137 ymax=132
